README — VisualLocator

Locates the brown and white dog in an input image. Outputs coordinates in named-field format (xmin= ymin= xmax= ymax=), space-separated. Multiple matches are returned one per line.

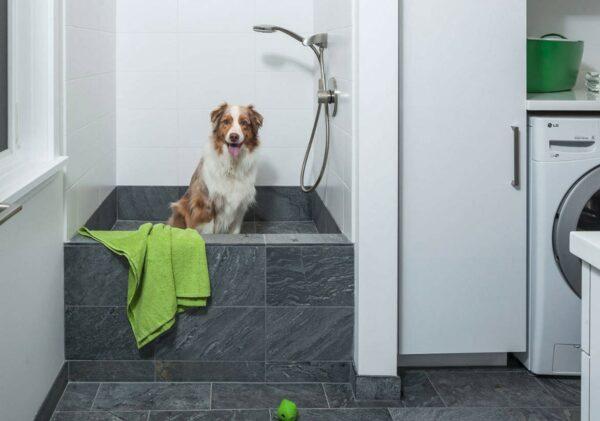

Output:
xmin=167 ymin=103 xmax=263 ymax=234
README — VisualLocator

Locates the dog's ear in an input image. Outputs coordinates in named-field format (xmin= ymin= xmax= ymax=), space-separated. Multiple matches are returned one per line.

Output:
xmin=210 ymin=103 xmax=228 ymax=127
xmin=247 ymin=105 xmax=264 ymax=130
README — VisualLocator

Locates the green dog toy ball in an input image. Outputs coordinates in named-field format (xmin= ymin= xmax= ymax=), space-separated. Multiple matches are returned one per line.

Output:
xmin=277 ymin=399 xmax=298 ymax=421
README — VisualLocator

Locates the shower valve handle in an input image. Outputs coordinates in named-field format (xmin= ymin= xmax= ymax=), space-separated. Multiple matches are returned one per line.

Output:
xmin=317 ymin=77 xmax=338 ymax=117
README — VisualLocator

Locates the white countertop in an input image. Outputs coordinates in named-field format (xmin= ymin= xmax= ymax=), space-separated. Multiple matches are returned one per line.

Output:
xmin=527 ymin=90 xmax=600 ymax=111
xmin=570 ymin=231 xmax=600 ymax=269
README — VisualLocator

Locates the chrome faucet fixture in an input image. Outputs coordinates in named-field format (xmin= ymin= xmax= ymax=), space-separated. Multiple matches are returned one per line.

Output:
xmin=253 ymin=24 xmax=338 ymax=193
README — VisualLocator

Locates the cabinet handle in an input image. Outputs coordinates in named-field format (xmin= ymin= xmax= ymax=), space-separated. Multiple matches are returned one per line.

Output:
xmin=511 ymin=126 xmax=520 ymax=189
xmin=0 ymin=203 xmax=23 ymax=227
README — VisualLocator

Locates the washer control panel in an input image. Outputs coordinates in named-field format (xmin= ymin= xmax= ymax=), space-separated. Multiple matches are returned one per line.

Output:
xmin=530 ymin=117 xmax=600 ymax=162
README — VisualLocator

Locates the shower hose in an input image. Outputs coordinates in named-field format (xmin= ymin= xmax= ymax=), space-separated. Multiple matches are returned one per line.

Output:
xmin=300 ymin=47 xmax=331 ymax=193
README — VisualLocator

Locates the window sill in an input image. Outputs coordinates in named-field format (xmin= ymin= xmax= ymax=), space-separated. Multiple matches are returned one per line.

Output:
xmin=0 ymin=156 xmax=68 ymax=203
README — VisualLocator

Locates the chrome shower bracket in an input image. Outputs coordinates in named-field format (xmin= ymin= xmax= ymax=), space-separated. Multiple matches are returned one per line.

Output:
xmin=318 ymin=77 xmax=338 ymax=117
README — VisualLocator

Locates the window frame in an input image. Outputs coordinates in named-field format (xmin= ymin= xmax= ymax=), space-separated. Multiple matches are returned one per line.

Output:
xmin=0 ymin=0 xmax=15 ymax=164
xmin=0 ymin=0 xmax=60 ymax=181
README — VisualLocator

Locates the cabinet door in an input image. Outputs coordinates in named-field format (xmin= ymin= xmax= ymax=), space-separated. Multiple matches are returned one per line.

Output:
xmin=400 ymin=0 xmax=527 ymax=354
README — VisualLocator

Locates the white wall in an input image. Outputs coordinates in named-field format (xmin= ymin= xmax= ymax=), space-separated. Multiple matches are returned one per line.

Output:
xmin=312 ymin=0 xmax=354 ymax=238
xmin=354 ymin=0 xmax=398 ymax=376
xmin=528 ymin=0 xmax=600 ymax=89
xmin=64 ymin=0 xmax=116 ymax=237
xmin=0 ymin=176 xmax=65 ymax=421
xmin=115 ymin=0 xmax=315 ymax=186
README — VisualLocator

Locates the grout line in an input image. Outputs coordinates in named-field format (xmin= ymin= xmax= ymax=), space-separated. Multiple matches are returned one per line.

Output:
xmin=264 ymin=244 xmax=268 ymax=383
xmin=423 ymin=371 xmax=448 ymax=408
xmin=322 ymin=383 xmax=331 ymax=409
xmin=53 ymin=381 xmax=71 ymax=414
xmin=89 ymin=382 xmax=102 ymax=411
xmin=209 ymin=382 xmax=213 ymax=410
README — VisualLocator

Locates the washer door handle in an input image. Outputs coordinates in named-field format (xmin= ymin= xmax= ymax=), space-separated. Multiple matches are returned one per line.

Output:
xmin=511 ymin=126 xmax=520 ymax=189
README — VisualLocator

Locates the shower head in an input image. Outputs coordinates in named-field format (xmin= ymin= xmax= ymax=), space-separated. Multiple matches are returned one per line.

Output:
xmin=253 ymin=24 xmax=310 ymax=46
xmin=253 ymin=25 xmax=276 ymax=33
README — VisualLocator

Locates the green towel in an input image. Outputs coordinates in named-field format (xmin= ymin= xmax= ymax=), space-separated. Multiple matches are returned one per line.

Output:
xmin=78 ymin=223 xmax=210 ymax=348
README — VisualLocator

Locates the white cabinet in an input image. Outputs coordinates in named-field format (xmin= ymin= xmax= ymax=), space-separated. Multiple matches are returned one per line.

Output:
xmin=399 ymin=0 xmax=527 ymax=355
xmin=0 ymin=176 xmax=65 ymax=420
xmin=569 ymin=232 xmax=600 ymax=421
xmin=582 ymin=263 xmax=600 ymax=421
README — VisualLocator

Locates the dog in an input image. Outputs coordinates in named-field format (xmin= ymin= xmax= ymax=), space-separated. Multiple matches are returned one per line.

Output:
xmin=167 ymin=103 xmax=263 ymax=234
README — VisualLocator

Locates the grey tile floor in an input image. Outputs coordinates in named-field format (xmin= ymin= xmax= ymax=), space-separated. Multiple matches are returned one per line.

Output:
xmin=51 ymin=365 xmax=581 ymax=420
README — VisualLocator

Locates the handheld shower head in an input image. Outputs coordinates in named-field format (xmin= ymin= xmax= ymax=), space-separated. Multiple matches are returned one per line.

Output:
xmin=252 ymin=25 xmax=276 ymax=33
xmin=252 ymin=24 xmax=306 ymax=45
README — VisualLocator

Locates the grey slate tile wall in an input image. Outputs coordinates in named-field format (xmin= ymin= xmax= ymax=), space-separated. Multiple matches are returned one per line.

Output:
xmin=64 ymin=241 xmax=354 ymax=383
xmin=114 ymin=186 xmax=340 ymax=233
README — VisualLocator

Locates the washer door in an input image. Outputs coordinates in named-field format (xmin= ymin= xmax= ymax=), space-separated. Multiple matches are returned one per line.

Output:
xmin=554 ymin=165 xmax=600 ymax=298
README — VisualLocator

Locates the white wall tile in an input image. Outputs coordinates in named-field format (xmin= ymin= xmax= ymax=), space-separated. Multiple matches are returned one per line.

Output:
xmin=177 ymin=148 xmax=203 ymax=185
xmin=65 ymin=0 xmax=117 ymax=236
xmin=117 ymin=72 xmax=177 ymax=109
xmin=256 ymin=147 xmax=305 ymax=186
xmin=114 ymin=0 xmax=327 ymax=187
xmin=77 ymin=167 xmax=102 ymax=227
xmin=343 ymin=181 xmax=352 ymax=238
xmin=314 ymin=0 xmax=352 ymax=32
xmin=117 ymin=34 xmax=178 ymax=72
xmin=117 ymin=147 xmax=178 ymax=185
xmin=67 ymin=28 xmax=115 ymax=79
xmin=255 ymin=35 xmax=317 ymax=73
xmin=179 ymin=109 xmax=212 ymax=147
xmin=327 ymin=27 xmax=353 ymax=81
xmin=66 ymin=0 xmax=115 ymax=32
xmin=179 ymin=34 xmax=255 ymax=73
xmin=256 ymin=0 xmax=313 ymax=33
xmin=256 ymin=71 xmax=314 ymax=109
xmin=117 ymin=0 xmax=177 ymax=33
xmin=117 ymin=110 xmax=178 ymax=148
xmin=330 ymin=124 xmax=351 ymax=189
xmin=97 ymin=148 xmax=117 ymax=203
xmin=259 ymin=108 xmax=314 ymax=149
xmin=65 ymin=185 xmax=80 ymax=237
xmin=333 ymin=77 xmax=352 ymax=135
xmin=324 ymin=169 xmax=345 ymax=232
xmin=178 ymin=72 xmax=255 ymax=109
xmin=65 ymin=114 xmax=114 ymax=189
xmin=179 ymin=0 xmax=255 ymax=33
xmin=67 ymin=72 xmax=115 ymax=134
xmin=313 ymin=0 xmax=354 ymax=237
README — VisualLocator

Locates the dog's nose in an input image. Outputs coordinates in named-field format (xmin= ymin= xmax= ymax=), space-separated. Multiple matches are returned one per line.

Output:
xmin=229 ymin=133 xmax=240 ymax=143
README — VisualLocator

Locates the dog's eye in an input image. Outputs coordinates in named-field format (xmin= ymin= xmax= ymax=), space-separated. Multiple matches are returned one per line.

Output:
xmin=240 ymin=120 xmax=249 ymax=126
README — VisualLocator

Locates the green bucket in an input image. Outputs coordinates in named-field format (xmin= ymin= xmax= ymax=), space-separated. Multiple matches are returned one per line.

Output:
xmin=527 ymin=33 xmax=584 ymax=93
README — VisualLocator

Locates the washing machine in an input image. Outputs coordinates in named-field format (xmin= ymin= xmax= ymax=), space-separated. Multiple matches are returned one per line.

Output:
xmin=519 ymin=116 xmax=600 ymax=375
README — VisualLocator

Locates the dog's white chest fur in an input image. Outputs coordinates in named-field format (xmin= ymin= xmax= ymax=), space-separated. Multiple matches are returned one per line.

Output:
xmin=200 ymin=143 xmax=257 ymax=234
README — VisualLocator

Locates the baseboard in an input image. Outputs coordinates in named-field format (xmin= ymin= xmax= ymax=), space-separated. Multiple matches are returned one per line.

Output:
xmin=34 ymin=362 xmax=68 ymax=421
xmin=350 ymin=364 xmax=402 ymax=401
xmin=397 ymin=352 xmax=508 ymax=367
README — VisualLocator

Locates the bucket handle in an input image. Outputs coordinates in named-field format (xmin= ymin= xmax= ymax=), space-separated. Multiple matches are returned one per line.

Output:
xmin=541 ymin=33 xmax=567 ymax=40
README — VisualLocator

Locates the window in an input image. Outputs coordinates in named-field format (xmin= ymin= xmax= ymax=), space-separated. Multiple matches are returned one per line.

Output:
xmin=0 ymin=0 xmax=6 ymax=154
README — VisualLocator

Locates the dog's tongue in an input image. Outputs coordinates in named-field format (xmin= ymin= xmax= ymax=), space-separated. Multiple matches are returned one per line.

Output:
xmin=228 ymin=144 xmax=241 ymax=158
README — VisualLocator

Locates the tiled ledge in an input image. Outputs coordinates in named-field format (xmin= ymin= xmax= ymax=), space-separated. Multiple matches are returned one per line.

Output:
xmin=68 ymin=232 xmax=350 ymax=246
xmin=64 ymin=240 xmax=355 ymax=383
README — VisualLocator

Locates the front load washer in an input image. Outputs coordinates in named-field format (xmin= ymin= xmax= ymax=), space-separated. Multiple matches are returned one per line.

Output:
xmin=519 ymin=116 xmax=600 ymax=375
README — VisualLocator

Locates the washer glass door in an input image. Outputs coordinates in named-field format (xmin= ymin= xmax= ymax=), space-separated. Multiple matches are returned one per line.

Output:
xmin=554 ymin=165 xmax=600 ymax=297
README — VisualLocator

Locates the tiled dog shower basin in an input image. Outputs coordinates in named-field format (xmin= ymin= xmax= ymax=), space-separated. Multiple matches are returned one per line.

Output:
xmin=64 ymin=186 xmax=354 ymax=383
